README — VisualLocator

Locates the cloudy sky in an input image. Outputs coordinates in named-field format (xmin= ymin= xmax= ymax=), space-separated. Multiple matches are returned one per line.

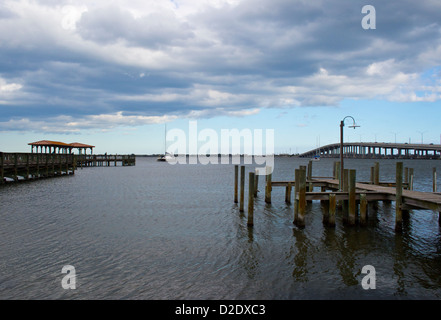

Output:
xmin=1 ymin=0 xmax=441 ymax=154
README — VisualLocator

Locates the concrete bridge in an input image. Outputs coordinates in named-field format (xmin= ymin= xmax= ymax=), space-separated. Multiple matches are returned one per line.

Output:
xmin=299 ymin=142 xmax=441 ymax=159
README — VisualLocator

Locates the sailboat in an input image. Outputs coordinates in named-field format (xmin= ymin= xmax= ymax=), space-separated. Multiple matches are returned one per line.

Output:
xmin=157 ymin=124 xmax=175 ymax=162
xmin=312 ymin=135 xmax=321 ymax=161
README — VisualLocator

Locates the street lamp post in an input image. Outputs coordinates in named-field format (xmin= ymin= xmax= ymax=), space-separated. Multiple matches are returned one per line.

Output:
xmin=340 ymin=116 xmax=360 ymax=190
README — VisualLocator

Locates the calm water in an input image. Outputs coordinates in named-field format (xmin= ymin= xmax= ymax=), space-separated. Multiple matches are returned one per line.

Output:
xmin=1 ymin=157 xmax=441 ymax=300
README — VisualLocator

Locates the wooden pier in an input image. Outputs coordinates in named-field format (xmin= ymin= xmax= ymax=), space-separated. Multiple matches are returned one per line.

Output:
xmin=0 ymin=152 xmax=76 ymax=183
xmin=76 ymin=154 xmax=136 ymax=167
xmin=1 ymin=152 xmax=136 ymax=184
xmin=234 ymin=161 xmax=441 ymax=233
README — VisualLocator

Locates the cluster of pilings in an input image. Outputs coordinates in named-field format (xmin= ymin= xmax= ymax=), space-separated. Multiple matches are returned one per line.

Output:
xmin=233 ymin=161 xmax=440 ymax=232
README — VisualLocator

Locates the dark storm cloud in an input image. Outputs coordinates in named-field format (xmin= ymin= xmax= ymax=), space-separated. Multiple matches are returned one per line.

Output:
xmin=0 ymin=0 xmax=440 ymax=132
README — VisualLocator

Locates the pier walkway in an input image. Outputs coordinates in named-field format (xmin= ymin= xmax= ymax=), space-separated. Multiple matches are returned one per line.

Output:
xmin=0 ymin=152 xmax=136 ymax=184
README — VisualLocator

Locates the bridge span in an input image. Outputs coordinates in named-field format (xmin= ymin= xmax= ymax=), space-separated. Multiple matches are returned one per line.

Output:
xmin=299 ymin=142 xmax=441 ymax=159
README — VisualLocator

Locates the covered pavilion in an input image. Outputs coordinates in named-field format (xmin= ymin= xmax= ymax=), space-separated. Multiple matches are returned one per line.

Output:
xmin=28 ymin=140 xmax=95 ymax=154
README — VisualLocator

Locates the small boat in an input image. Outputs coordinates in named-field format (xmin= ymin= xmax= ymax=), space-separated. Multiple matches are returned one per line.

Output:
xmin=157 ymin=152 xmax=175 ymax=162
xmin=312 ymin=154 xmax=321 ymax=161
xmin=157 ymin=123 xmax=174 ymax=162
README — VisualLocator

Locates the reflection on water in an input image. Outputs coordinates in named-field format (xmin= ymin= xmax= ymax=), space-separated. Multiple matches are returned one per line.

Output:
xmin=0 ymin=157 xmax=441 ymax=299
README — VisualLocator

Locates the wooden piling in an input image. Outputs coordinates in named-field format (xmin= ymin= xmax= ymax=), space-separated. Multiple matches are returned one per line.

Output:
xmin=285 ymin=182 xmax=292 ymax=204
xmin=234 ymin=165 xmax=239 ymax=203
xmin=248 ymin=172 xmax=255 ymax=226
xmin=296 ymin=167 xmax=307 ymax=228
xmin=374 ymin=162 xmax=380 ymax=185
xmin=360 ymin=193 xmax=368 ymax=226
xmin=293 ymin=169 xmax=300 ymax=224
xmin=328 ymin=194 xmax=336 ymax=227
xmin=254 ymin=169 xmax=259 ymax=197
xmin=342 ymin=169 xmax=349 ymax=222
xmin=307 ymin=160 xmax=313 ymax=192
xmin=395 ymin=162 xmax=403 ymax=232
xmin=240 ymin=165 xmax=245 ymax=212
xmin=409 ymin=168 xmax=414 ymax=191
xmin=265 ymin=166 xmax=272 ymax=204
xmin=404 ymin=167 xmax=409 ymax=189
xmin=348 ymin=169 xmax=356 ymax=226
xmin=433 ymin=167 xmax=437 ymax=193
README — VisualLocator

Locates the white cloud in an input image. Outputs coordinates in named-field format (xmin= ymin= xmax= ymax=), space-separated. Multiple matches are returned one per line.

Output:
xmin=1 ymin=0 xmax=441 ymax=133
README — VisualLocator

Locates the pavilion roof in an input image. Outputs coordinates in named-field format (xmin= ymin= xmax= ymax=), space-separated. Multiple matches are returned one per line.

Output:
xmin=28 ymin=140 xmax=95 ymax=148
xmin=28 ymin=140 xmax=70 ymax=147
xmin=68 ymin=142 xmax=95 ymax=148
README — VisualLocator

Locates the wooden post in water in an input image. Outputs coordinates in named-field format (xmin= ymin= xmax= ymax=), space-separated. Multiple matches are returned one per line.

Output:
xmin=296 ymin=167 xmax=307 ymax=228
xmin=433 ymin=167 xmax=437 ymax=193
xmin=285 ymin=182 xmax=292 ymax=204
xmin=265 ymin=166 xmax=272 ymax=204
xmin=234 ymin=165 xmax=239 ymax=203
xmin=395 ymin=162 xmax=403 ymax=233
xmin=404 ymin=167 xmax=409 ymax=189
xmin=409 ymin=168 xmax=414 ymax=191
xmin=293 ymin=169 xmax=300 ymax=224
xmin=248 ymin=172 xmax=255 ymax=227
xmin=328 ymin=194 xmax=336 ymax=227
xmin=342 ymin=169 xmax=349 ymax=222
xmin=254 ymin=169 xmax=259 ymax=197
xmin=360 ymin=193 xmax=368 ymax=226
xmin=348 ymin=169 xmax=356 ymax=226
xmin=307 ymin=160 xmax=313 ymax=192
xmin=240 ymin=166 xmax=245 ymax=212
xmin=374 ymin=162 xmax=380 ymax=185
